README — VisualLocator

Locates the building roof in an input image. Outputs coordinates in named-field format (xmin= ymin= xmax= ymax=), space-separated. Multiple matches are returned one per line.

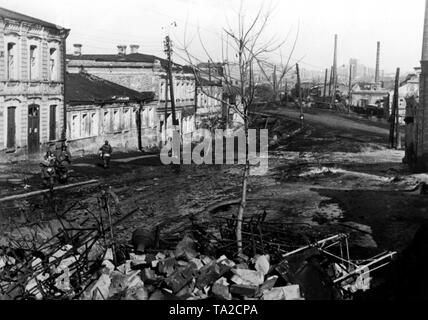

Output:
xmin=67 ymin=53 xmax=172 ymax=68
xmin=197 ymin=77 xmax=222 ymax=87
xmin=0 ymin=7 xmax=65 ymax=30
xmin=66 ymin=72 xmax=155 ymax=105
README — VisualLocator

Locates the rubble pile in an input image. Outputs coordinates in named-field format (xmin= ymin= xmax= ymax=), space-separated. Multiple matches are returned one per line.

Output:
xmin=80 ymin=234 xmax=305 ymax=301
xmin=0 ymin=218 xmax=112 ymax=300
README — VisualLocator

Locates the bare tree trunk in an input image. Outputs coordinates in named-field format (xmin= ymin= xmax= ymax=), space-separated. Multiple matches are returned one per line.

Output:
xmin=236 ymin=119 xmax=249 ymax=254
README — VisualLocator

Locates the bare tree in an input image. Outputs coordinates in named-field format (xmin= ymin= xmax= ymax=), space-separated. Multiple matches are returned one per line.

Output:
xmin=179 ymin=1 xmax=296 ymax=253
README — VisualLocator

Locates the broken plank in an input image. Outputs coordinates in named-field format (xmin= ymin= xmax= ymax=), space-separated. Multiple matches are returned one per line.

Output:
xmin=0 ymin=180 xmax=99 ymax=203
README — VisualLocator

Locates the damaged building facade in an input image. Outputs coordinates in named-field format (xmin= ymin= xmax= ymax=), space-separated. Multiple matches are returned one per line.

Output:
xmin=66 ymin=45 xmax=198 ymax=148
xmin=0 ymin=7 xmax=69 ymax=160
xmin=65 ymin=72 xmax=155 ymax=156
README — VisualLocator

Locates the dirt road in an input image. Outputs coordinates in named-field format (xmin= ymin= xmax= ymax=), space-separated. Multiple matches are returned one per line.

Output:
xmin=263 ymin=106 xmax=390 ymax=137
xmin=1 ymin=108 xmax=426 ymax=299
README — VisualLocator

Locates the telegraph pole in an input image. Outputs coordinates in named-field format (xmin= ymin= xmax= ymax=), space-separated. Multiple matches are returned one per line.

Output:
xmin=328 ymin=66 xmax=333 ymax=98
xmin=323 ymin=68 xmax=328 ymax=98
xmin=390 ymin=68 xmax=400 ymax=149
xmin=164 ymin=74 xmax=169 ymax=141
xmin=331 ymin=34 xmax=338 ymax=106
xmin=296 ymin=64 xmax=304 ymax=129
xmin=164 ymin=36 xmax=178 ymax=126
xmin=348 ymin=64 xmax=353 ymax=112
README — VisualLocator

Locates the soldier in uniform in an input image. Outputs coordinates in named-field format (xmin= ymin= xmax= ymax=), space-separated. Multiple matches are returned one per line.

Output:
xmin=99 ymin=141 xmax=113 ymax=169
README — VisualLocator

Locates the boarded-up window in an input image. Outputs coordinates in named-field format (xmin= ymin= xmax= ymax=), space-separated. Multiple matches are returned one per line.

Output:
xmin=49 ymin=105 xmax=56 ymax=141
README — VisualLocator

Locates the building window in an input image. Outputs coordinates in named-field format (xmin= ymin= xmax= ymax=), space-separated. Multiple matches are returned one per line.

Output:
xmin=113 ymin=110 xmax=120 ymax=132
xmin=71 ymin=114 xmax=79 ymax=139
xmin=90 ymin=112 xmax=98 ymax=136
xmin=132 ymin=108 xmax=137 ymax=128
xmin=29 ymin=45 xmax=38 ymax=80
xmin=103 ymin=111 xmax=110 ymax=133
xmin=49 ymin=105 xmax=57 ymax=141
xmin=124 ymin=108 xmax=131 ymax=130
xmin=7 ymin=43 xmax=16 ymax=80
xmin=49 ymin=48 xmax=58 ymax=81
xmin=148 ymin=108 xmax=155 ymax=128
xmin=143 ymin=108 xmax=149 ymax=128
xmin=7 ymin=107 xmax=16 ymax=148
xmin=81 ymin=113 xmax=89 ymax=137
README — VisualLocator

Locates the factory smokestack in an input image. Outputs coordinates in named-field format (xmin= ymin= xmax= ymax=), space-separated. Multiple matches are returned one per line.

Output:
xmin=375 ymin=41 xmax=380 ymax=86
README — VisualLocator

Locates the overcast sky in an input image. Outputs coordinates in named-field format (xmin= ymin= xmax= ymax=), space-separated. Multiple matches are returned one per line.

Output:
xmin=1 ymin=0 xmax=426 ymax=73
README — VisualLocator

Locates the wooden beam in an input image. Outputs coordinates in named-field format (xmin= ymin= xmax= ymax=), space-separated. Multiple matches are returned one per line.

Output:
xmin=0 ymin=179 xmax=99 ymax=203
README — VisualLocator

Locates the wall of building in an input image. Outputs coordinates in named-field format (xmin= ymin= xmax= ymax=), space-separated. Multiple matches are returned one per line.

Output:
xmin=66 ymin=102 xmax=158 ymax=156
xmin=0 ymin=18 xmax=67 ymax=162
xmin=68 ymin=63 xmax=160 ymax=94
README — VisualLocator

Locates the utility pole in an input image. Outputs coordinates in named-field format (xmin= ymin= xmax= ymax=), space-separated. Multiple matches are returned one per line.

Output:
xmin=284 ymin=79 xmax=288 ymax=108
xmin=328 ymin=66 xmax=333 ymax=99
xmin=273 ymin=65 xmax=277 ymax=101
xmin=61 ymin=30 xmax=69 ymax=143
xmin=296 ymin=63 xmax=304 ymax=129
xmin=331 ymin=34 xmax=338 ymax=106
xmin=323 ymin=68 xmax=328 ymax=98
xmin=164 ymin=36 xmax=178 ymax=126
xmin=390 ymin=68 xmax=400 ymax=149
xmin=348 ymin=64 xmax=353 ymax=113
xmin=164 ymin=74 xmax=169 ymax=142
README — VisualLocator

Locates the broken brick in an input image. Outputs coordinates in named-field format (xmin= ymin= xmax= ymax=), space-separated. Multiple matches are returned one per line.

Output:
xmin=231 ymin=269 xmax=264 ymax=286
xmin=212 ymin=278 xmax=232 ymax=300
xmin=158 ymin=257 xmax=176 ymax=277
xmin=165 ymin=263 xmax=198 ymax=294
xmin=175 ymin=235 xmax=198 ymax=261
xmin=196 ymin=261 xmax=231 ymax=290
xmin=230 ymin=284 xmax=259 ymax=297
xmin=260 ymin=276 xmax=279 ymax=292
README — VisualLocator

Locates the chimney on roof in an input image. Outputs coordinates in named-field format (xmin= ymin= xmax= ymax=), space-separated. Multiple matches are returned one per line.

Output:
xmin=73 ymin=44 xmax=82 ymax=56
xmin=117 ymin=45 xmax=127 ymax=56
xmin=130 ymin=45 xmax=140 ymax=54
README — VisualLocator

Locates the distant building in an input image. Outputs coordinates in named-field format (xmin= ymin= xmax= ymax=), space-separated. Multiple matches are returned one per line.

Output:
xmin=350 ymin=82 xmax=389 ymax=109
xmin=388 ymin=69 xmax=420 ymax=124
xmin=195 ymin=77 xmax=223 ymax=128
xmin=65 ymin=72 xmax=155 ymax=155
xmin=0 ymin=7 xmax=69 ymax=161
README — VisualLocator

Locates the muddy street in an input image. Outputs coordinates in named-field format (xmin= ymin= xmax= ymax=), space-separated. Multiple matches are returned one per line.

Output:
xmin=1 ymin=107 xmax=427 ymax=300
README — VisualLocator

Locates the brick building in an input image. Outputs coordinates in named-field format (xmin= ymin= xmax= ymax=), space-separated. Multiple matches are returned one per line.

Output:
xmin=65 ymin=72 xmax=155 ymax=156
xmin=0 ymin=7 xmax=69 ymax=161
xmin=66 ymin=45 xmax=197 ymax=145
